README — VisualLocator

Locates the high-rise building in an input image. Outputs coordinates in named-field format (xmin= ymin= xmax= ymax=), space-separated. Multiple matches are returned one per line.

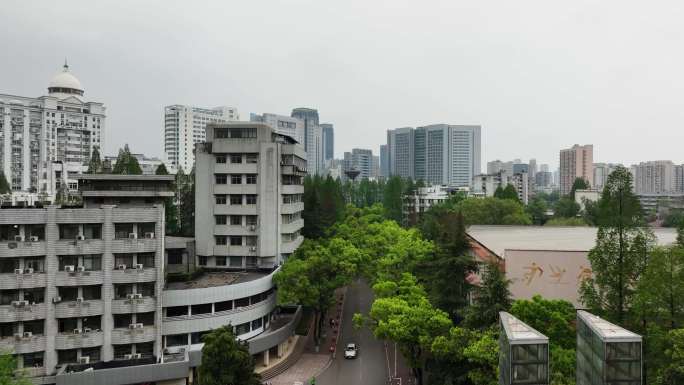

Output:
xmin=559 ymin=144 xmax=593 ymax=195
xmin=291 ymin=108 xmax=323 ymax=174
xmin=675 ymin=164 xmax=684 ymax=193
xmin=528 ymin=158 xmax=537 ymax=181
xmin=535 ymin=171 xmax=553 ymax=189
xmin=321 ymin=123 xmax=334 ymax=162
xmin=631 ymin=160 xmax=676 ymax=194
xmin=342 ymin=149 xmax=373 ymax=180
xmin=593 ymin=163 xmax=620 ymax=191
xmin=379 ymin=144 xmax=389 ymax=178
xmin=371 ymin=155 xmax=380 ymax=178
xmin=0 ymin=62 xmax=105 ymax=196
xmin=387 ymin=124 xmax=481 ymax=187
xmin=250 ymin=113 xmax=304 ymax=146
xmin=540 ymin=164 xmax=549 ymax=173
xmin=164 ymin=105 xmax=238 ymax=173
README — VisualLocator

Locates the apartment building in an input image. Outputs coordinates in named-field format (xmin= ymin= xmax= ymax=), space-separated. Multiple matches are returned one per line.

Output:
xmin=631 ymin=160 xmax=676 ymax=195
xmin=163 ymin=105 xmax=239 ymax=173
xmin=559 ymin=144 xmax=593 ymax=196
xmin=0 ymin=62 xmax=105 ymax=197
xmin=472 ymin=171 xmax=529 ymax=204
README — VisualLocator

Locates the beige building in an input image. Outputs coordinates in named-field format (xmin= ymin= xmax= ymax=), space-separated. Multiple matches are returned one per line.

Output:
xmin=559 ymin=144 xmax=593 ymax=195
xmin=631 ymin=160 xmax=676 ymax=195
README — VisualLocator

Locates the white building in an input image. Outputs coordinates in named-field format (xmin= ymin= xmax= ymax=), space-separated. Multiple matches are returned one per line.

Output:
xmin=291 ymin=108 xmax=323 ymax=174
xmin=472 ymin=171 xmax=530 ymax=204
xmin=250 ymin=113 xmax=305 ymax=146
xmin=402 ymin=185 xmax=454 ymax=225
xmin=631 ymin=160 xmax=676 ymax=195
xmin=163 ymin=105 xmax=239 ymax=173
xmin=0 ymin=62 xmax=105 ymax=198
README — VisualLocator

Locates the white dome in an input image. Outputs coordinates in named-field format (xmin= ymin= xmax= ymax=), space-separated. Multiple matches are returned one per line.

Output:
xmin=48 ymin=62 xmax=84 ymax=96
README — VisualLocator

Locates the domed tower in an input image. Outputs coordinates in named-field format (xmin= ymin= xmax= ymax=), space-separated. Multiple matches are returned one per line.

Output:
xmin=47 ymin=60 xmax=84 ymax=99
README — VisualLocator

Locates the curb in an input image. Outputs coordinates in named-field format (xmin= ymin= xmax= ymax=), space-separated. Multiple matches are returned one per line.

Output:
xmin=330 ymin=286 xmax=348 ymax=360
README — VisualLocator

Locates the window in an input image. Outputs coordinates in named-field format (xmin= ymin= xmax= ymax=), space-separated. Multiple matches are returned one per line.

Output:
xmin=230 ymin=154 xmax=242 ymax=164
xmin=215 ymin=174 xmax=227 ymax=184
xmin=0 ymin=225 xmax=20 ymax=241
xmin=0 ymin=322 xmax=16 ymax=338
xmin=215 ymin=236 xmax=227 ymax=245
xmin=0 ymin=259 xmax=18 ymax=273
xmin=114 ymin=254 xmax=134 ymax=269
xmin=246 ymin=216 xmax=258 ymax=226
xmin=82 ymin=285 xmax=101 ymax=300
xmin=138 ymin=283 xmax=155 ymax=297
xmin=58 ymin=349 xmax=78 ymax=364
xmin=230 ymin=195 xmax=242 ymax=205
xmin=235 ymin=322 xmax=251 ymax=336
xmin=166 ymin=306 xmax=188 ymax=317
xmin=230 ymin=236 xmax=242 ymax=246
xmin=191 ymin=331 xmax=211 ymax=344
xmin=215 ymin=194 xmax=226 ymax=204
xmin=137 ymin=253 xmax=155 ymax=268
xmin=136 ymin=342 xmax=153 ymax=357
xmin=23 ymin=352 xmax=44 ymax=368
xmin=58 ymin=318 xmax=78 ymax=333
xmin=167 ymin=250 xmax=183 ymax=265
xmin=229 ymin=174 xmax=241 ymax=184
xmin=215 ymin=215 xmax=227 ymax=225
xmin=25 ymin=257 xmax=45 ymax=272
xmin=0 ymin=290 xmax=19 ymax=305
xmin=246 ymin=153 xmax=258 ymax=164
xmin=216 ymin=256 xmax=226 ymax=266
xmin=191 ymin=303 xmax=212 ymax=315
xmin=83 ymin=315 xmax=101 ymax=330
xmin=229 ymin=256 xmax=242 ymax=267
xmin=230 ymin=215 xmax=242 ymax=226
xmin=81 ymin=347 xmax=101 ymax=362
xmin=252 ymin=317 xmax=263 ymax=330
xmin=59 ymin=224 xmax=79 ymax=240
xmin=246 ymin=174 xmax=257 ymax=184
xmin=246 ymin=195 xmax=257 ymax=205
xmin=245 ymin=236 xmax=257 ymax=246
xmin=215 ymin=300 xmax=233 ymax=312
xmin=114 ymin=345 xmax=132 ymax=359
xmin=25 ymin=225 xmax=45 ymax=241
xmin=215 ymin=154 xmax=226 ymax=164
xmin=58 ymin=256 xmax=78 ymax=271
xmin=114 ymin=314 xmax=133 ymax=328
xmin=114 ymin=223 xmax=134 ymax=239
xmin=114 ymin=284 xmax=133 ymax=299
xmin=136 ymin=312 xmax=155 ymax=326
xmin=58 ymin=287 xmax=78 ymax=301
xmin=83 ymin=224 xmax=102 ymax=239
xmin=166 ymin=334 xmax=187 ymax=347
xmin=198 ymin=256 xmax=207 ymax=266
xmin=82 ymin=255 xmax=101 ymax=271
xmin=23 ymin=288 xmax=44 ymax=304
xmin=137 ymin=223 xmax=155 ymax=239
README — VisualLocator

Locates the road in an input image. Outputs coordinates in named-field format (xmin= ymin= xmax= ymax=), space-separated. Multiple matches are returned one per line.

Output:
xmin=316 ymin=280 xmax=405 ymax=385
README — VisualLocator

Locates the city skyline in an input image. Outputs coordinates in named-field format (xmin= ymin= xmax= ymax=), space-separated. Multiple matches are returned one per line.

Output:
xmin=3 ymin=1 xmax=684 ymax=169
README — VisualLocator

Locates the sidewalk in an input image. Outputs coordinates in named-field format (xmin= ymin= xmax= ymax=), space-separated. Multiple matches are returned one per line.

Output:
xmin=266 ymin=288 xmax=347 ymax=384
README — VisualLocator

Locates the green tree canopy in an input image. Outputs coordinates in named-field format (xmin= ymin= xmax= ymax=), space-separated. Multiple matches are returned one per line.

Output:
xmin=494 ymin=184 xmax=519 ymax=202
xmin=464 ymin=262 xmax=512 ymax=329
xmin=0 ymin=172 xmax=9 ymax=194
xmin=112 ymin=144 xmax=143 ymax=175
xmin=86 ymin=146 xmax=102 ymax=174
xmin=554 ymin=196 xmax=580 ymax=218
xmin=0 ymin=351 xmax=32 ymax=385
xmin=383 ymin=176 xmax=405 ymax=223
xmin=197 ymin=326 xmax=261 ymax=385
xmin=453 ymin=197 xmax=531 ymax=225
xmin=155 ymin=163 xmax=169 ymax=175
xmin=570 ymin=177 xmax=590 ymax=198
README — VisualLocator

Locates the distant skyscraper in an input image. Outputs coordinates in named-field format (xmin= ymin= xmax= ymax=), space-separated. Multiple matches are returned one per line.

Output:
xmin=529 ymin=158 xmax=537 ymax=180
xmin=343 ymin=148 xmax=374 ymax=179
xmin=321 ymin=123 xmax=334 ymax=161
xmin=387 ymin=124 xmax=481 ymax=187
xmin=164 ymin=104 xmax=238 ymax=172
xmin=250 ymin=113 xmax=304 ymax=145
xmin=379 ymin=144 xmax=389 ymax=177
xmin=291 ymin=108 xmax=323 ymax=174
xmin=540 ymin=164 xmax=549 ymax=173
xmin=371 ymin=155 xmax=380 ymax=178
xmin=559 ymin=144 xmax=593 ymax=195
xmin=632 ymin=161 xmax=676 ymax=194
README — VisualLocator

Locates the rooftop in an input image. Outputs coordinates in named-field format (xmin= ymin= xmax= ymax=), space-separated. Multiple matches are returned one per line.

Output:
xmin=500 ymin=312 xmax=548 ymax=344
xmin=577 ymin=310 xmax=642 ymax=342
xmin=468 ymin=225 xmax=677 ymax=257
xmin=165 ymin=271 xmax=267 ymax=290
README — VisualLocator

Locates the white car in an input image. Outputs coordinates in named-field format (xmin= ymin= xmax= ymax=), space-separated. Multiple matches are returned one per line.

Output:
xmin=344 ymin=343 xmax=358 ymax=359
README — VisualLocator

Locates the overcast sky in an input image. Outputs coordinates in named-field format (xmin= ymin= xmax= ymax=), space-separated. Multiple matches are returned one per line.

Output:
xmin=3 ymin=0 xmax=684 ymax=170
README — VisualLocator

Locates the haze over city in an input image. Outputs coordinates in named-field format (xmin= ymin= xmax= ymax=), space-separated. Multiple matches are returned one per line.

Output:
xmin=3 ymin=0 xmax=684 ymax=168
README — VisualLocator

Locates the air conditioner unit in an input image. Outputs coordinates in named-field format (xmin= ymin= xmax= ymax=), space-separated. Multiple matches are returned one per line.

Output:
xmin=52 ymin=296 xmax=62 ymax=303
xmin=29 ymin=236 xmax=39 ymax=242
xmin=11 ymin=300 xmax=25 ymax=307
xmin=134 ymin=264 xmax=143 ymax=270
xmin=24 ymin=268 xmax=33 ymax=274
xmin=73 ymin=329 xmax=81 ymax=334
xmin=76 ymin=266 xmax=85 ymax=272
xmin=128 ymin=233 xmax=137 ymax=239
xmin=126 ymin=293 xmax=136 ymax=299
xmin=14 ymin=268 xmax=23 ymax=275
xmin=249 ymin=246 xmax=257 ymax=252
xmin=133 ymin=293 xmax=143 ymax=299
xmin=23 ymin=331 xmax=32 ymax=338
xmin=76 ymin=297 xmax=84 ymax=303
xmin=76 ymin=235 xmax=85 ymax=241
xmin=144 ymin=232 xmax=154 ymax=239
xmin=128 ymin=323 xmax=143 ymax=329
xmin=64 ymin=265 xmax=75 ymax=273
xmin=83 ymin=327 xmax=92 ymax=333
xmin=133 ymin=353 xmax=142 ymax=359
xmin=14 ymin=235 xmax=24 ymax=242
xmin=249 ymin=225 xmax=256 ymax=231
xmin=123 ymin=354 xmax=133 ymax=360
xmin=118 ymin=264 xmax=126 ymax=270
xmin=78 ymin=356 xmax=90 ymax=364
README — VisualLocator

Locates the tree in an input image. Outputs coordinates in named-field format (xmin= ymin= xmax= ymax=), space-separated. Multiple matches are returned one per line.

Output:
xmin=0 ymin=172 xmax=9 ymax=194
xmin=197 ymin=326 xmax=261 ymax=385
xmin=634 ymin=246 xmax=684 ymax=330
xmin=453 ymin=197 xmax=531 ymax=225
xmin=579 ymin=166 xmax=654 ymax=324
xmin=0 ymin=351 xmax=32 ymax=385
xmin=430 ymin=327 xmax=499 ymax=385
xmin=544 ymin=217 xmax=588 ymax=226
xmin=155 ymin=163 xmax=169 ymax=175
xmin=659 ymin=328 xmax=684 ymax=384
xmin=554 ymin=196 xmax=580 ymax=218
xmin=464 ymin=262 xmax=512 ymax=329
xmin=497 ymin=184 xmax=519 ymax=202
xmin=177 ymin=168 xmax=195 ymax=237
xmin=274 ymin=238 xmax=360 ymax=346
xmin=570 ymin=177 xmax=590 ymax=198
xmin=86 ymin=146 xmax=103 ymax=174
xmin=112 ymin=144 xmax=143 ymax=175
xmin=383 ymin=176 xmax=404 ymax=223
xmin=526 ymin=195 xmax=549 ymax=225
xmin=302 ymin=175 xmax=324 ymax=238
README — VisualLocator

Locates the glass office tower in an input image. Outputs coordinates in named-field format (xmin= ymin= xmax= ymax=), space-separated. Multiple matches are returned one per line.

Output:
xmin=499 ymin=312 xmax=549 ymax=385
xmin=576 ymin=310 xmax=642 ymax=385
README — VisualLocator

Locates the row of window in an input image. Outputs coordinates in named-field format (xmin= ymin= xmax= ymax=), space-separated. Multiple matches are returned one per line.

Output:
xmin=165 ymin=315 xmax=269 ymax=348
xmin=215 ymin=215 xmax=258 ymax=226
xmin=215 ymin=153 xmax=258 ymax=164
xmin=214 ymin=127 xmax=257 ymax=139
xmin=0 ymin=253 xmax=155 ymax=274
xmin=0 ymin=283 xmax=155 ymax=304
xmin=0 ymin=223 xmax=156 ymax=242
xmin=282 ymin=194 xmax=303 ymax=204
xmin=196 ymin=255 xmax=257 ymax=267
xmin=214 ymin=235 xmax=257 ymax=246
xmin=215 ymin=174 xmax=257 ymax=185
xmin=214 ymin=194 xmax=257 ymax=205
xmin=164 ymin=290 xmax=272 ymax=318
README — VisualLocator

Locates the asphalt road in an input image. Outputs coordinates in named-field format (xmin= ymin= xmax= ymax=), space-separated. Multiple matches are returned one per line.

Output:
xmin=316 ymin=280 xmax=401 ymax=385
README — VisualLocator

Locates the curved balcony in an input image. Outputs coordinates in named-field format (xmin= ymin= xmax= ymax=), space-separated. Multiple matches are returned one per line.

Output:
xmin=162 ymin=270 xmax=275 ymax=307
xmin=111 ymin=268 xmax=157 ymax=284
xmin=281 ymin=219 xmax=304 ymax=234
xmin=0 ymin=241 xmax=47 ymax=258
xmin=281 ymin=202 xmax=303 ymax=215
xmin=0 ymin=273 xmax=47 ymax=290
xmin=110 ymin=239 xmax=158 ymax=254
xmin=0 ymin=303 xmax=46 ymax=323
xmin=111 ymin=297 xmax=156 ymax=314
xmin=162 ymin=294 xmax=276 ymax=335
xmin=111 ymin=326 xmax=156 ymax=344
xmin=55 ymin=331 xmax=104 ymax=350
xmin=54 ymin=300 xmax=104 ymax=318
xmin=281 ymin=236 xmax=303 ymax=254
xmin=54 ymin=239 xmax=105 ymax=255
xmin=54 ymin=270 xmax=104 ymax=286
xmin=0 ymin=335 xmax=46 ymax=354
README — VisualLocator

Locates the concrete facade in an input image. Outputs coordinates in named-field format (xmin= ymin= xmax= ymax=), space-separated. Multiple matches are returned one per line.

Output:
xmin=250 ymin=113 xmax=305 ymax=147
xmin=631 ymin=160 xmax=676 ymax=195
xmin=559 ymin=144 xmax=594 ymax=196
xmin=291 ymin=108 xmax=323 ymax=174
xmin=321 ymin=123 xmax=334 ymax=162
